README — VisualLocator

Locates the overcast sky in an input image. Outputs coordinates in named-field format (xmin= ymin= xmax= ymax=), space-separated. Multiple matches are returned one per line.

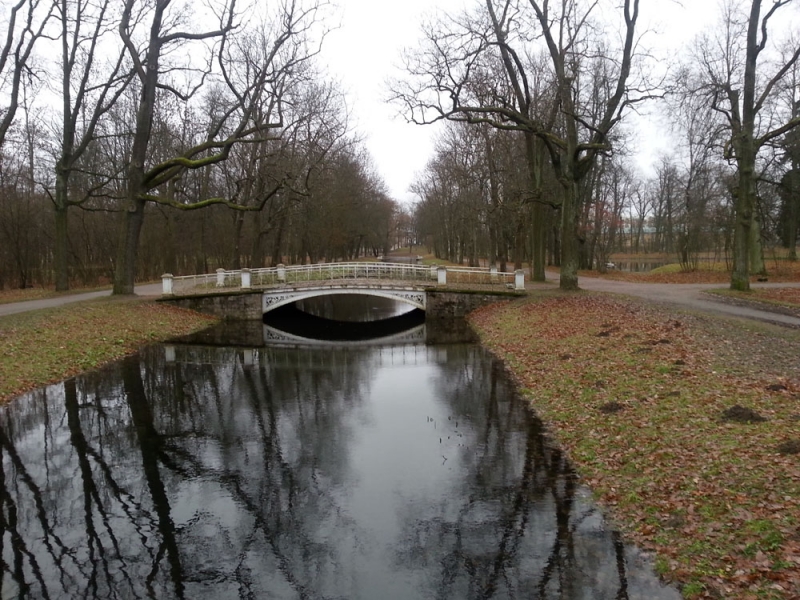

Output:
xmin=319 ymin=0 xmax=721 ymax=206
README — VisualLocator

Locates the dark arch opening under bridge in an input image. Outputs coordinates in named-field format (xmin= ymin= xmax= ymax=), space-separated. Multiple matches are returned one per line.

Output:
xmin=263 ymin=304 xmax=426 ymax=342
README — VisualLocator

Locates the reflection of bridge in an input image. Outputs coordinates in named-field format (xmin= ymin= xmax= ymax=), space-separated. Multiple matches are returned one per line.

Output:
xmin=262 ymin=323 xmax=427 ymax=346
xmin=159 ymin=262 xmax=526 ymax=318
xmin=163 ymin=341 xmax=451 ymax=369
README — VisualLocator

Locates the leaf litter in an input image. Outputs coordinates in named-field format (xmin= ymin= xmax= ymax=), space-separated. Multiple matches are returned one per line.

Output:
xmin=469 ymin=292 xmax=800 ymax=599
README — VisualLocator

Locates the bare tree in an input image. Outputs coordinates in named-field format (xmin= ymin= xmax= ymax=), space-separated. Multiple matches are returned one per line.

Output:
xmin=0 ymin=0 xmax=54 ymax=148
xmin=44 ymin=0 xmax=132 ymax=291
xmin=395 ymin=0 xmax=648 ymax=290
xmin=671 ymin=69 xmax=727 ymax=269
xmin=112 ymin=0 xmax=325 ymax=294
xmin=696 ymin=0 xmax=800 ymax=290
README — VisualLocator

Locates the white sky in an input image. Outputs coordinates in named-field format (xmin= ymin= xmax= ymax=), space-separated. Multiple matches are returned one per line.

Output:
xmin=321 ymin=0 xmax=468 ymax=205
xmin=320 ymin=0 xmax=721 ymax=205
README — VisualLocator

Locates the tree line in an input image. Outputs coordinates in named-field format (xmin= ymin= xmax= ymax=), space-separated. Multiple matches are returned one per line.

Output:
xmin=395 ymin=0 xmax=800 ymax=291
xmin=1 ymin=0 xmax=798 ymax=294
xmin=0 ymin=0 xmax=404 ymax=293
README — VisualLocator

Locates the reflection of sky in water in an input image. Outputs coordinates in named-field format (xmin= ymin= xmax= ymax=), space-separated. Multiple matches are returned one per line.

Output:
xmin=0 ymin=341 xmax=680 ymax=599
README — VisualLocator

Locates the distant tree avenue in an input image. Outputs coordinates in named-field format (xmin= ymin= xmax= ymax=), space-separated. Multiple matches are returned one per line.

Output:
xmin=1 ymin=0 xmax=800 ymax=291
xmin=394 ymin=0 xmax=649 ymax=290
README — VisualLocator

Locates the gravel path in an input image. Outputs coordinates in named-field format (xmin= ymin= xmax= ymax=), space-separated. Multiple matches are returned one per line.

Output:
xmin=540 ymin=272 xmax=800 ymax=328
xmin=0 ymin=283 xmax=162 ymax=317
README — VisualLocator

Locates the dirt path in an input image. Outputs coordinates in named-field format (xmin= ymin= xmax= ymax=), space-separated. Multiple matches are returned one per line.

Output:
xmin=0 ymin=283 xmax=162 ymax=317
xmin=539 ymin=272 xmax=800 ymax=328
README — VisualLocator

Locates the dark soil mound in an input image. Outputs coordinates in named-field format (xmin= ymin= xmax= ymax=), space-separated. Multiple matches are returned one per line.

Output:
xmin=777 ymin=440 xmax=800 ymax=455
xmin=599 ymin=401 xmax=625 ymax=414
xmin=720 ymin=405 xmax=767 ymax=424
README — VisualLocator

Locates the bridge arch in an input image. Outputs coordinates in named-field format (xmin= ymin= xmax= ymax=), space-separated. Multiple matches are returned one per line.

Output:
xmin=262 ymin=286 xmax=427 ymax=315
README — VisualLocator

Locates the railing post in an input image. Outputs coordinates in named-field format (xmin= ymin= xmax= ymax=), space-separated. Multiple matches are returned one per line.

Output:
xmin=437 ymin=266 xmax=447 ymax=286
xmin=161 ymin=273 xmax=173 ymax=296
xmin=216 ymin=268 xmax=226 ymax=287
xmin=277 ymin=264 xmax=286 ymax=283
xmin=430 ymin=265 xmax=437 ymax=281
xmin=515 ymin=269 xmax=525 ymax=290
xmin=165 ymin=345 xmax=176 ymax=363
xmin=490 ymin=266 xmax=498 ymax=283
xmin=241 ymin=268 xmax=251 ymax=289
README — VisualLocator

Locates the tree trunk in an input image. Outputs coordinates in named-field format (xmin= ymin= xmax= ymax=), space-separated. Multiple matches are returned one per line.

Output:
xmin=251 ymin=211 xmax=264 ymax=267
xmin=731 ymin=164 xmax=756 ymax=291
xmin=531 ymin=203 xmax=547 ymax=279
xmin=53 ymin=191 xmax=70 ymax=291
xmin=789 ymin=170 xmax=799 ymax=260
xmin=232 ymin=212 xmax=244 ymax=269
xmin=271 ymin=219 xmax=285 ymax=266
xmin=514 ymin=219 xmax=524 ymax=270
xmin=524 ymin=132 xmax=546 ymax=281
xmin=559 ymin=179 xmax=580 ymax=290
xmin=113 ymin=196 xmax=147 ymax=295
xmin=749 ymin=210 xmax=765 ymax=275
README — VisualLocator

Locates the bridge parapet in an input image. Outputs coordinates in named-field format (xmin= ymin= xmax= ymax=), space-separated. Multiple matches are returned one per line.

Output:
xmin=162 ymin=262 xmax=524 ymax=296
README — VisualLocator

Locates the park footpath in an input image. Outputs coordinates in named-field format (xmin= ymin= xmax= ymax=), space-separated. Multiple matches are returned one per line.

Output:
xmin=2 ymin=278 xmax=800 ymax=327
xmin=0 ymin=283 xmax=162 ymax=317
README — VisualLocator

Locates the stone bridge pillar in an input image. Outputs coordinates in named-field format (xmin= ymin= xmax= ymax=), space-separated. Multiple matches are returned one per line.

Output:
xmin=161 ymin=273 xmax=173 ymax=296
xmin=437 ymin=266 xmax=447 ymax=285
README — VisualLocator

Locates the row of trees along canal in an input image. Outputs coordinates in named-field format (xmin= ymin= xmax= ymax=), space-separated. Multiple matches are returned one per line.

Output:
xmin=0 ymin=0 xmax=403 ymax=293
xmin=0 ymin=0 xmax=799 ymax=293
xmin=394 ymin=0 xmax=800 ymax=290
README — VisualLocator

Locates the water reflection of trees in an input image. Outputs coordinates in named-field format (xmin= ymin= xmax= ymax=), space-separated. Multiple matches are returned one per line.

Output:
xmin=0 ymin=344 xmax=673 ymax=599
xmin=391 ymin=346 xmax=636 ymax=599
xmin=0 ymin=346 xmax=374 ymax=598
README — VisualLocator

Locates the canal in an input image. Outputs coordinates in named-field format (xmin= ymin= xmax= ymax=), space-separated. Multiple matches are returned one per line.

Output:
xmin=0 ymin=297 xmax=679 ymax=599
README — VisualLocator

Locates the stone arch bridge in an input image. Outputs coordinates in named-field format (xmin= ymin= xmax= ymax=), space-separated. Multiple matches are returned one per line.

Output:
xmin=159 ymin=262 xmax=525 ymax=320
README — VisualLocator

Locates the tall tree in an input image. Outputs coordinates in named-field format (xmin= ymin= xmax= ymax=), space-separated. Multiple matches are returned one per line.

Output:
xmin=396 ymin=0 xmax=647 ymax=289
xmin=112 ymin=0 xmax=323 ymax=294
xmin=696 ymin=0 xmax=800 ymax=290
xmin=672 ymin=69 xmax=727 ymax=269
xmin=47 ymin=0 xmax=132 ymax=291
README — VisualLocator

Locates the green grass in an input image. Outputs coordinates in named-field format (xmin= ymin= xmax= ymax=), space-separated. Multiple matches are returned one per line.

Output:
xmin=0 ymin=298 xmax=217 ymax=403
xmin=649 ymin=263 xmax=684 ymax=274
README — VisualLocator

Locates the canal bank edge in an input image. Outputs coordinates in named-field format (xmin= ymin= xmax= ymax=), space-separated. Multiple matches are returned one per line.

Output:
xmin=467 ymin=292 xmax=800 ymax=599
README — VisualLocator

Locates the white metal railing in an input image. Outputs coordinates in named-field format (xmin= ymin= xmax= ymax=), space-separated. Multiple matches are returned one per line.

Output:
xmin=162 ymin=262 xmax=524 ymax=296
xmin=443 ymin=267 xmax=516 ymax=287
xmin=251 ymin=262 xmax=435 ymax=286
xmin=168 ymin=269 xmax=244 ymax=296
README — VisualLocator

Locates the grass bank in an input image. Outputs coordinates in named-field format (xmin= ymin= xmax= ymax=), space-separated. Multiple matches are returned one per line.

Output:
xmin=573 ymin=258 xmax=800 ymax=284
xmin=469 ymin=292 xmax=800 ymax=599
xmin=0 ymin=298 xmax=218 ymax=403
xmin=706 ymin=288 xmax=800 ymax=313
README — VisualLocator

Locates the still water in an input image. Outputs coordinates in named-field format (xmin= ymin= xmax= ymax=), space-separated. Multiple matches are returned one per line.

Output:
xmin=0 ymin=299 xmax=679 ymax=599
